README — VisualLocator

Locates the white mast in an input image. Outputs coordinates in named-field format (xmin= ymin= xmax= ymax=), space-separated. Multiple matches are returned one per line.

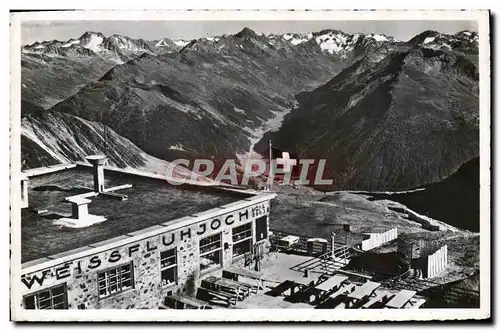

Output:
xmin=268 ymin=140 xmax=273 ymax=191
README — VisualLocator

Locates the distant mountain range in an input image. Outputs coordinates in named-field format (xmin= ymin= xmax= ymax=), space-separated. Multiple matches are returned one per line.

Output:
xmin=20 ymin=27 xmax=479 ymax=192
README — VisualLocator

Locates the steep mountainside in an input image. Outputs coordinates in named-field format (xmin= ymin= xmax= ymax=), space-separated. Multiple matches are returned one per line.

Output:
xmin=20 ymin=100 xmax=202 ymax=182
xmin=256 ymin=36 xmax=479 ymax=191
xmin=21 ymin=32 xmax=179 ymax=108
xmin=408 ymin=30 xmax=479 ymax=55
xmin=21 ymin=28 xmax=403 ymax=110
xmin=48 ymin=28 xmax=352 ymax=162
xmin=271 ymin=29 xmax=399 ymax=64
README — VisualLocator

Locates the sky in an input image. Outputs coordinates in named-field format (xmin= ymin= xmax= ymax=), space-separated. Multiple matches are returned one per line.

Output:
xmin=21 ymin=20 xmax=478 ymax=45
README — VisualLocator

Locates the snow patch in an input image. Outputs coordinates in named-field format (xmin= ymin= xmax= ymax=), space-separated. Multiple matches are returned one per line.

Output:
xmin=423 ymin=37 xmax=435 ymax=44
xmin=233 ymin=107 xmax=246 ymax=114
xmin=21 ymin=125 xmax=69 ymax=164
xmin=441 ymin=43 xmax=452 ymax=50
xmin=156 ymin=39 xmax=168 ymax=47
xmin=290 ymin=37 xmax=308 ymax=45
xmin=109 ymin=56 xmax=124 ymax=65
xmin=174 ymin=40 xmax=190 ymax=47
xmin=84 ymin=34 xmax=103 ymax=52
xmin=315 ymin=32 xmax=349 ymax=54
xmin=371 ymin=34 xmax=388 ymax=42
xmin=34 ymin=45 xmax=45 ymax=49
xmin=169 ymin=144 xmax=186 ymax=151
xmin=61 ymin=40 xmax=80 ymax=48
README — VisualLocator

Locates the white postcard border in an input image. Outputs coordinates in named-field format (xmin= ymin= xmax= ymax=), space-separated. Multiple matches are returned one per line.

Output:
xmin=9 ymin=9 xmax=491 ymax=322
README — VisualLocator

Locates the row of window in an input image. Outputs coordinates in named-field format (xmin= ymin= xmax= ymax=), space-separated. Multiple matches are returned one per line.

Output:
xmin=24 ymin=221 xmax=259 ymax=309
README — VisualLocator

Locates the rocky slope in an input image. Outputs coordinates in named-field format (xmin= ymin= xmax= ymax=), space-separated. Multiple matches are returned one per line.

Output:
xmin=20 ymin=100 xmax=202 ymax=182
xmin=21 ymin=28 xmax=403 ymax=110
xmin=47 ymin=28 xmax=352 ymax=163
xmin=21 ymin=28 xmax=479 ymax=194
xmin=21 ymin=31 xmax=179 ymax=108
xmin=256 ymin=31 xmax=479 ymax=191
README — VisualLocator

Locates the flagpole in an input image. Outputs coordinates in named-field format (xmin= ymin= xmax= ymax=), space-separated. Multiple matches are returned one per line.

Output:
xmin=268 ymin=140 xmax=272 ymax=191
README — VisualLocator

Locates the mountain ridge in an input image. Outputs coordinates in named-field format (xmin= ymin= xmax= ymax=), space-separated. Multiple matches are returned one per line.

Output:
xmin=21 ymin=27 xmax=479 ymax=193
xmin=254 ymin=45 xmax=479 ymax=191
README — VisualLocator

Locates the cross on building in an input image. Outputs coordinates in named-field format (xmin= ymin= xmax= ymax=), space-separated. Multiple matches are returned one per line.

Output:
xmin=276 ymin=152 xmax=297 ymax=173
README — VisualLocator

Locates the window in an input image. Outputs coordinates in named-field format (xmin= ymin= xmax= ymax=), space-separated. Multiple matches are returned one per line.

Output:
xmin=160 ymin=248 xmax=177 ymax=287
xmin=200 ymin=233 xmax=222 ymax=271
xmin=232 ymin=222 xmax=253 ymax=257
xmin=255 ymin=216 xmax=268 ymax=241
xmin=98 ymin=262 xmax=134 ymax=298
xmin=23 ymin=284 xmax=68 ymax=310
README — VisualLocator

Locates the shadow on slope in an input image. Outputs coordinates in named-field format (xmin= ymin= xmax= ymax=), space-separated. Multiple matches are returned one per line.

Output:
xmin=366 ymin=157 xmax=479 ymax=232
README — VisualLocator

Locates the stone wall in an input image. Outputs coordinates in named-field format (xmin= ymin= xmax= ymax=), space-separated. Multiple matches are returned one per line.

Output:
xmin=19 ymin=196 xmax=273 ymax=309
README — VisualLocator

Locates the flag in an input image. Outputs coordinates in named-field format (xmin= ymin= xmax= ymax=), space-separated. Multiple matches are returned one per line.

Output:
xmin=261 ymin=141 xmax=301 ymax=183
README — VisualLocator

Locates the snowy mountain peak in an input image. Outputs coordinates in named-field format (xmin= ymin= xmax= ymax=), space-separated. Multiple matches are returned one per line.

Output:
xmin=409 ymin=29 xmax=478 ymax=53
xmin=155 ymin=39 xmax=169 ymax=47
xmin=81 ymin=33 xmax=104 ymax=52
xmin=79 ymin=31 xmax=105 ymax=39
xmin=173 ymin=39 xmax=190 ymax=48
xmin=234 ymin=27 xmax=259 ymax=39
xmin=22 ymin=31 xmax=180 ymax=64
xmin=269 ymin=30 xmax=398 ymax=58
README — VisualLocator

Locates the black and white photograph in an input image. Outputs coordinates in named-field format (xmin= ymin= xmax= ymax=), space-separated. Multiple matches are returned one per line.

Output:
xmin=9 ymin=9 xmax=490 ymax=322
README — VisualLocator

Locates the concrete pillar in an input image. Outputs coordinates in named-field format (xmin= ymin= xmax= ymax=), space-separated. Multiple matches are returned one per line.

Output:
xmin=331 ymin=233 xmax=335 ymax=258
xmin=441 ymin=247 xmax=445 ymax=272
xmin=437 ymin=249 xmax=442 ymax=274
xmin=429 ymin=254 xmax=434 ymax=278
xmin=71 ymin=199 xmax=89 ymax=219
xmin=444 ymin=245 xmax=448 ymax=267
xmin=86 ymin=155 xmax=108 ymax=193
xmin=20 ymin=174 xmax=29 ymax=209
xmin=428 ymin=255 xmax=432 ymax=278
xmin=432 ymin=256 xmax=435 ymax=277
xmin=433 ymin=254 xmax=437 ymax=278
xmin=437 ymin=250 xmax=442 ymax=274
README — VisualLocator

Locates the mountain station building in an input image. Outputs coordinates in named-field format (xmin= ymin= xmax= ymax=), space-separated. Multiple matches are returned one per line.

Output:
xmin=18 ymin=156 xmax=274 ymax=309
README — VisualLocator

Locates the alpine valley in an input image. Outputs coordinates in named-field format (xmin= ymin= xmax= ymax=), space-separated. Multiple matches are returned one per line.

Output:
xmin=21 ymin=28 xmax=479 ymax=193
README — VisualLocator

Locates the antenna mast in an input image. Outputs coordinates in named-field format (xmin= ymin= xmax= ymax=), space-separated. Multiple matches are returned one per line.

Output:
xmin=101 ymin=110 xmax=107 ymax=156
xmin=268 ymin=140 xmax=273 ymax=191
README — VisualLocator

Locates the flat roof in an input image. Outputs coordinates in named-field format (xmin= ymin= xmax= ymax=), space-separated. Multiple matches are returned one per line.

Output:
xmin=21 ymin=166 xmax=252 ymax=263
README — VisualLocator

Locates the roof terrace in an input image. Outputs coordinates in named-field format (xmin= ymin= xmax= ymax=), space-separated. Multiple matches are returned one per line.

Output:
xmin=21 ymin=166 xmax=251 ymax=263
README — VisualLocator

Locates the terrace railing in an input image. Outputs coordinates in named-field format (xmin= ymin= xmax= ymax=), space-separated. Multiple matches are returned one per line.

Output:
xmin=269 ymin=228 xmax=352 ymax=276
